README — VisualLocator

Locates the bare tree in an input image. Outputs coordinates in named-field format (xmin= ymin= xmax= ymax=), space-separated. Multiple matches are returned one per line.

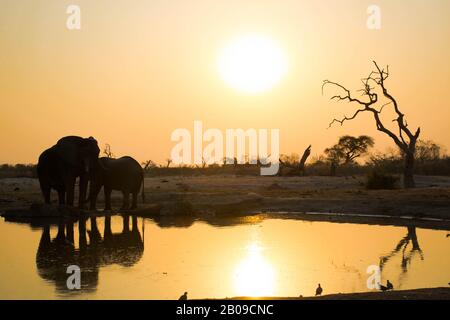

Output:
xmin=323 ymin=61 xmax=420 ymax=188
xmin=166 ymin=158 xmax=172 ymax=168
xmin=141 ymin=160 xmax=156 ymax=170
xmin=278 ymin=145 xmax=312 ymax=176
xmin=298 ymin=145 xmax=311 ymax=175
xmin=201 ymin=157 xmax=207 ymax=168
xmin=103 ymin=143 xmax=115 ymax=158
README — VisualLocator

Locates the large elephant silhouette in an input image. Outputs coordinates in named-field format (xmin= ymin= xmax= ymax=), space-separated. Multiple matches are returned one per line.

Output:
xmin=37 ymin=136 xmax=100 ymax=208
xmin=35 ymin=215 xmax=144 ymax=294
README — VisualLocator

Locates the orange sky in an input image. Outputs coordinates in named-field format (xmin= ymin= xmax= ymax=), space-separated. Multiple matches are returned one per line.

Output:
xmin=1 ymin=0 xmax=449 ymax=164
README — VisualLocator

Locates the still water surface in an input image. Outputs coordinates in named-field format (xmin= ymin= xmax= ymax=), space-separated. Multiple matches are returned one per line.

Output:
xmin=0 ymin=214 xmax=449 ymax=299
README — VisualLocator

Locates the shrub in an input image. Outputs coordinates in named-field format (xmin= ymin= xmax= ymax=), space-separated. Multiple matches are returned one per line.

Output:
xmin=366 ymin=170 xmax=399 ymax=189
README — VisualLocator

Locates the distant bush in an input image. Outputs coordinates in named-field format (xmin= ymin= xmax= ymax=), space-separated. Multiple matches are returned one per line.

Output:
xmin=366 ymin=170 xmax=399 ymax=189
xmin=306 ymin=156 xmax=368 ymax=176
xmin=367 ymin=151 xmax=403 ymax=174
xmin=414 ymin=157 xmax=450 ymax=176
xmin=0 ymin=164 xmax=37 ymax=178
xmin=143 ymin=163 xmax=260 ymax=177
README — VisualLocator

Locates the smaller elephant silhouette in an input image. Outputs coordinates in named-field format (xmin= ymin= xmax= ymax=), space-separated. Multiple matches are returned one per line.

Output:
xmin=88 ymin=156 xmax=145 ymax=210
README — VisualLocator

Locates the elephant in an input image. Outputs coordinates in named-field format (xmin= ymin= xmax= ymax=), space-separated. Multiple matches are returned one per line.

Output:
xmin=88 ymin=156 xmax=145 ymax=210
xmin=37 ymin=136 xmax=100 ymax=209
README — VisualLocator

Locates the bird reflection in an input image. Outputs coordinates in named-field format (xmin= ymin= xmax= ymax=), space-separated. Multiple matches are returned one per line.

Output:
xmin=36 ymin=215 xmax=144 ymax=295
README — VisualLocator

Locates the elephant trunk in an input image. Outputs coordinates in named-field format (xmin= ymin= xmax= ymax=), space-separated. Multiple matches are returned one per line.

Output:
xmin=84 ymin=158 xmax=90 ymax=173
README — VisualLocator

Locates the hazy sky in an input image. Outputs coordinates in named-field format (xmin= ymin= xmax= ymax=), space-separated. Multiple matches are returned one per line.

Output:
xmin=1 ymin=0 xmax=449 ymax=164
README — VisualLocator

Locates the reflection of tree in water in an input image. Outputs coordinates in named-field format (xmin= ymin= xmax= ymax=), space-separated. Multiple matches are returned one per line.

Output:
xmin=149 ymin=213 xmax=265 ymax=228
xmin=36 ymin=215 xmax=144 ymax=295
xmin=379 ymin=226 xmax=424 ymax=285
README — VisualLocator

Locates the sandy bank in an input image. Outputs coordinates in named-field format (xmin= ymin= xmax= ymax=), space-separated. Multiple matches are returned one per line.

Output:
xmin=224 ymin=287 xmax=450 ymax=300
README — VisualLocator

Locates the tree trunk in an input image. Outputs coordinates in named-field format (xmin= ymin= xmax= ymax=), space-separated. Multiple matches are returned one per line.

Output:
xmin=403 ymin=151 xmax=415 ymax=188
xmin=330 ymin=161 xmax=337 ymax=176
xmin=298 ymin=145 xmax=311 ymax=176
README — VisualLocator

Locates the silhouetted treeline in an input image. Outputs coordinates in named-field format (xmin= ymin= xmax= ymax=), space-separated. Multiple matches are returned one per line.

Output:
xmin=1 ymin=157 xmax=449 ymax=179
xmin=0 ymin=164 xmax=37 ymax=178
xmin=295 ymin=154 xmax=450 ymax=177
xmin=1 ymin=145 xmax=449 ymax=179
xmin=143 ymin=163 xmax=262 ymax=176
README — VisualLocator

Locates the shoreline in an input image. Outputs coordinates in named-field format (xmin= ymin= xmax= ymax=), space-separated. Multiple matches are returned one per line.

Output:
xmin=220 ymin=287 xmax=450 ymax=300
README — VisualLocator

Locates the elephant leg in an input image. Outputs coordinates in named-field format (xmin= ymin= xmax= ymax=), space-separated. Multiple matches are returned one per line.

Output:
xmin=41 ymin=184 xmax=51 ymax=204
xmin=104 ymin=216 xmax=112 ymax=240
xmin=122 ymin=215 xmax=130 ymax=233
xmin=89 ymin=194 xmax=97 ymax=211
xmin=78 ymin=217 xmax=87 ymax=250
xmin=65 ymin=176 xmax=76 ymax=207
xmin=55 ymin=221 xmax=66 ymax=242
xmin=78 ymin=174 xmax=88 ymax=209
xmin=89 ymin=186 xmax=99 ymax=210
xmin=121 ymin=191 xmax=130 ymax=210
xmin=131 ymin=192 xmax=138 ymax=209
xmin=57 ymin=189 xmax=66 ymax=205
xmin=132 ymin=216 xmax=138 ymax=231
xmin=66 ymin=222 xmax=74 ymax=245
xmin=38 ymin=225 xmax=51 ymax=248
xmin=104 ymin=187 xmax=112 ymax=211
xmin=89 ymin=217 xmax=101 ymax=243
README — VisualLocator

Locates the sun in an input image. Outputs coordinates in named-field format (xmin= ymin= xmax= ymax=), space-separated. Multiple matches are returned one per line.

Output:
xmin=219 ymin=34 xmax=288 ymax=94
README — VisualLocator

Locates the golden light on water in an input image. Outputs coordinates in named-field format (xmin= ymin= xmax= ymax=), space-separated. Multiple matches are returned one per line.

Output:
xmin=218 ymin=34 xmax=288 ymax=94
xmin=233 ymin=242 xmax=276 ymax=297
xmin=0 ymin=217 xmax=450 ymax=299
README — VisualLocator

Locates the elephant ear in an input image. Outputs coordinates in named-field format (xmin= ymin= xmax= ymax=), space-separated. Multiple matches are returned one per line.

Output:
xmin=55 ymin=136 xmax=84 ymax=167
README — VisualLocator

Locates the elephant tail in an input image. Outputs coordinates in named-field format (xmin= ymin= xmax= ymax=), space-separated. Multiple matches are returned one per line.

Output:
xmin=141 ymin=174 xmax=146 ymax=204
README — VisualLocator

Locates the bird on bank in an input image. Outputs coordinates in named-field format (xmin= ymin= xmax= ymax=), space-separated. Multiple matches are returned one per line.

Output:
xmin=179 ymin=292 xmax=188 ymax=300
xmin=315 ymin=284 xmax=323 ymax=296
xmin=379 ymin=284 xmax=388 ymax=291
xmin=379 ymin=280 xmax=393 ymax=292
xmin=386 ymin=280 xmax=394 ymax=290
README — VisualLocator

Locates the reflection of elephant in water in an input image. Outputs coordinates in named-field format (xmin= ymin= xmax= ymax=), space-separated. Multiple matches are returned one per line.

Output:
xmin=37 ymin=136 xmax=100 ymax=208
xmin=88 ymin=156 xmax=145 ymax=210
xmin=35 ymin=215 xmax=143 ymax=294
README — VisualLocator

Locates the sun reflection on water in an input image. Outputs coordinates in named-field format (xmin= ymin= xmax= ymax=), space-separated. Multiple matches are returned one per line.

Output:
xmin=233 ymin=242 xmax=275 ymax=297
